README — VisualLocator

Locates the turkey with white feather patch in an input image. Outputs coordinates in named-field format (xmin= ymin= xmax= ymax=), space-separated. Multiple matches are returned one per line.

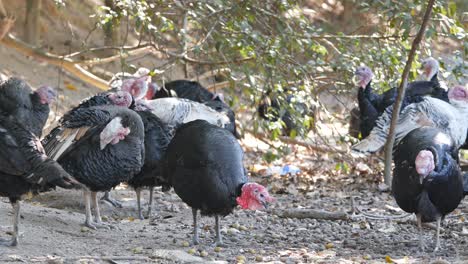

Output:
xmin=352 ymin=85 xmax=468 ymax=154
xmin=392 ymin=127 xmax=464 ymax=252
xmin=354 ymin=58 xmax=448 ymax=139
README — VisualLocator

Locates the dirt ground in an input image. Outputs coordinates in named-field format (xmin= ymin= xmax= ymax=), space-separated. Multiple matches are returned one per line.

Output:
xmin=1 ymin=11 xmax=468 ymax=264
xmin=1 ymin=168 xmax=468 ymax=264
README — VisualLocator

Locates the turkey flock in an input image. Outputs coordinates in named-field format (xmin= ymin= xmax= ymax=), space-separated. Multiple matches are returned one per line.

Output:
xmin=0 ymin=57 xmax=466 ymax=254
xmin=351 ymin=57 xmax=468 ymax=252
xmin=0 ymin=71 xmax=272 ymax=247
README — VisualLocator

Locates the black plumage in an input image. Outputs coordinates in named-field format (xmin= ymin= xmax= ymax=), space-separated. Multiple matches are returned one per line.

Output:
xmin=127 ymin=110 xmax=173 ymax=219
xmin=0 ymin=114 xmax=82 ymax=246
xmin=42 ymin=105 xmax=145 ymax=229
xmin=356 ymin=69 xmax=448 ymax=139
xmin=154 ymin=80 xmax=215 ymax=102
xmin=392 ymin=127 xmax=463 ymax=252
xmin=164 ymin=120 xmax=273 ymax=245
xmin=0 ymin=78 xmax=55 ymax=137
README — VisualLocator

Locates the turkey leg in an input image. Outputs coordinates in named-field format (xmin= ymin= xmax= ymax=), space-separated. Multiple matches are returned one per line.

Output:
xmin=147 ymin=186 xmax=154 ymax=220
xmin=136 ymin=188 xmax=144 ymax=220
xmin=416 ymin=214 xmax=425 ymax=251
xmin=83 ymin=190 xmax=95 ymax=229
xmin=213 ymin=215 xmax=224 ymax=247
xmin=100 ymin=191 xmax=123 ymax=208
xmin=91 ymin=192 xmax=112 ymax=229
xmin=433 ymin=216 xmax=441 ymax=252
xmin=191 ymin=208 xmax=199 ymax=245
xmin=0 ymin=201 xmax=19 ymax=246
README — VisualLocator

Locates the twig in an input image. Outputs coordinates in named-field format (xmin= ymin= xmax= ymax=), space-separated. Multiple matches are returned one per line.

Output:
xmin=181 ymin=10 xmax=189 ymax=78
xmin=63 ymin=44 xmax=152 ymax=59
xmin=270 ymin=208 xmax=348 ymax=220
xmin=383 ymin=0 xmax=436 ymax=185
xmin=351 ymin=197 xmax=411 ymax=220
xmin=396 ymin=218 xmax=445 ymax=232
xmin=191 ymin=68 xmax=231 ymax=82
xmin=206 ymin=81 xmax=231 ymax=91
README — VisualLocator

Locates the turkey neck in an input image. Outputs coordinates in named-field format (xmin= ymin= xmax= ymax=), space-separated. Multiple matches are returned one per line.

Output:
xmin=29 ymin=93 xmax=50 ymax=137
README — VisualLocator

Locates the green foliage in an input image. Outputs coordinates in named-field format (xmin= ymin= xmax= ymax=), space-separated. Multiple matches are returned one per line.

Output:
xmin=89 ymin=0 xmax=466 ymax=157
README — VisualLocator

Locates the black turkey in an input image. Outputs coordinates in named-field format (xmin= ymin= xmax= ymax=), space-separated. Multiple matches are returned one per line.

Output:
xmin=0 ymin=78 xmax=57 ymax=137
xmin=352 ymin=85 xmax=468 ymax=154
xmin=354 ymin=58 xmax=448 ymax=139
xmin=70 ymin=90 xmax=133 ymax=112
xmin=127 ymin=110 xmax=173 ymax=220
xmin=152 ymin=80 xmax=221 ymax=102
xmin=0 ymin=114 xmax=82 ymax=246
xmin=163 ymin=120 xmax=274 ymax=246
xmin=392 ymin=127 xmax=464 ymax=252
xmin=42 ymin=105 xmax=145 ymax=229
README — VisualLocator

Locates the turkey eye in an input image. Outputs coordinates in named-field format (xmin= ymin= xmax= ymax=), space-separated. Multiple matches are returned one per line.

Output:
xmin=254 ymin=189 xmax=259 ymax=193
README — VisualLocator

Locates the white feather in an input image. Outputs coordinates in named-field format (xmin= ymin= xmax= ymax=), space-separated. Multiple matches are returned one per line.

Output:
xmin=51 ymin=129 xmax=79 ymax=161
xmin=146 ymin=98 xmax=231 ymax=128
xmin=352 ymin=97 xmax=468 ymax=153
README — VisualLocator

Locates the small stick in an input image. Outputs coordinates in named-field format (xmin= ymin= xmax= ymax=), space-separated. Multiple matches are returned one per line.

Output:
xmin=270 ymin=208 xmax=348 ymax=220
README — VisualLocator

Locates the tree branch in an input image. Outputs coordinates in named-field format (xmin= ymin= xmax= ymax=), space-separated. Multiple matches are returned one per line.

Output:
xmin=0 ymin=34 xmax=109 ymax=90
xmin=383 ymin=0 xmax=436 ymax=186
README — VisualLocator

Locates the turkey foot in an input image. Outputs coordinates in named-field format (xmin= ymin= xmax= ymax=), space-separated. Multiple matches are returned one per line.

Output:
xmin=191 ymin=208 xmax=200 ymax=245
xmin=101 ymin=191 xmax=123 ymax=208
xmin=0 ymin=237 xmax=17 ymax=247
xmin=212 ymin=215 xmax=225 ymax=247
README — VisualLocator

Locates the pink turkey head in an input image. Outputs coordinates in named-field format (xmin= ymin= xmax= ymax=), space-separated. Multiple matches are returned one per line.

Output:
xmin=145 ymin=82 xmax=160 ymax=100
xmin=421 ymin=57 xmax=439 ymax=80
xmin=355 ymin=66 xmax=373 ymax=89
xmin=36 ymin=85 xmax=57 ymax=104
xmin=448 ymin=85 xmax=468 ymax=102
xmin=107 ymin=91 xmax=132 ymax=108
xmin=134 ymin=67 xmax=151 ymax=77
xmin=236 ymin=182 xmax=274 ymax=210
xmin=99 ymin=116 xmax=131 ymax=150
xmin=415 ymin=150 xmax=435 ymax=178
xmin=121 ymin=75 xmax=150 ymax=99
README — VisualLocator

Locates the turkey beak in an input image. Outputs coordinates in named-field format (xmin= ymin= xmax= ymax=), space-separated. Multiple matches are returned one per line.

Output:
xmin=261 ymin=200 xmax=269 ymax=209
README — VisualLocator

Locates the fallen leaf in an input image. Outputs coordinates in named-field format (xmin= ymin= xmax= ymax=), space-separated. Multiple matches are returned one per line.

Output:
xmin=64 ymin=82 xmax=78 ymax=91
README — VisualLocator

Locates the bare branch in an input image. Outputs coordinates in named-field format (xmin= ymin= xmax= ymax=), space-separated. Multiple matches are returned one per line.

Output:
xmin=383 ymin=0 xmax=436 ymax=186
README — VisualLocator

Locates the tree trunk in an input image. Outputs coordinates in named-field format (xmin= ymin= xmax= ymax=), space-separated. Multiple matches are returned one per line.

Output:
xmin=24 ymin=0 xmax=41 ymax=46
xmin=103 ymin=0 xmax=121 ymax=56
xmin=383 ymin=0 xmax=436 ymax=186
xmin=0 ymin=0 xmax=15 ymax=40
